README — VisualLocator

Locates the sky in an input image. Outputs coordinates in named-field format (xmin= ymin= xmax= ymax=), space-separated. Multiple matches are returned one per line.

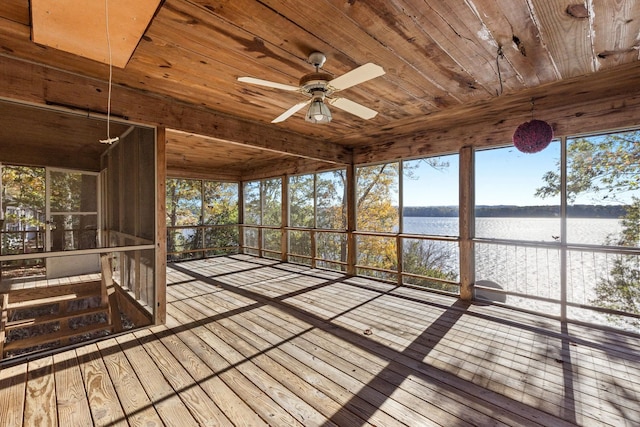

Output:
xmin=403 ymin=143 xmax=562 ymax=207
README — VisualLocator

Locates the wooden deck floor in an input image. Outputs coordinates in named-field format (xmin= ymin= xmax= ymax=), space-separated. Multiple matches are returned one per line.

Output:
xmin=1 ymin=254 xmax=639 ymax=426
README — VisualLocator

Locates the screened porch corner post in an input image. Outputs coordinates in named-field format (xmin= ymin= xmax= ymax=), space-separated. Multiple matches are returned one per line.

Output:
xmin=346 ymin=164 xmax=357 ymax=276
xmin=155 ymin=126 xmax=167 ymax=325
xmin=281 ymin=175 xmax=288 ymax=262
xmin=459 ymin=146 xmax=475 ymax=300
xmin=238 ymin=181 xmax=244 ymax=253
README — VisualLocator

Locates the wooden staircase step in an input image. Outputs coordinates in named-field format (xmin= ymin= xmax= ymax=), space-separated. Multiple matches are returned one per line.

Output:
xmin=3 ymin=322 xmax=113 ymax=353
xmin=7 ymin=281 xmax=102 ymax=304
xmin=4 ymin=305 xmax=109 ymax=331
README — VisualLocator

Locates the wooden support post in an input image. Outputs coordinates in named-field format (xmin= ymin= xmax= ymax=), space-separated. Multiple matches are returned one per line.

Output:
xmin=238 ymin=183 xmax=244 ymax=254
xmin=459 ymin=146 xmax=475 ymax=300
xmin=0 ymin=293 xmax=8 ymax=360
xmin=100 ymin=253 xmax=122 ymax=333
xmin=310 ymin=230 xmax=316 ymax=269
xmin=346 ymin=164 xmax=357 ymax=275
xmin=100 ymin=254 xmax=112 ymax=307
xmin=396 ymin=234 xmax=403 ymax=286
xmin=155 ymin=127 xmax=167 ymax=325
xmin=134 ymin=251 xmax=141 ymax=300
xmin=281 ymin=175 xmax=288 ymax=262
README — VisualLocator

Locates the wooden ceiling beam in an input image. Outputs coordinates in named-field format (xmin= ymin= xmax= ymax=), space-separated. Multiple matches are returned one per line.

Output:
xmin=240 ymin=157 xmax=339 ymax=182
xmin=352 ymin=60 xmax=640 ymax=163
xmin=0 ymin=54 xmax=352 ymax=166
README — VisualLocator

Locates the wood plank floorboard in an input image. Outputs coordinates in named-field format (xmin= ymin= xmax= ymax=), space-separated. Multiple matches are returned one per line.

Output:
xmin=76 ymin=343 xmax=129 ymax=427
xmin=182 ymin=277 xmax=510 ymax=427
xmin=2 ymin=254 xmax=640 ymax=426
xmin=24 ymin=356 xmax=57 ymax=426
xmin=198 ymin=270 xmax=568 ymax=425
xmin=53 ymin=349 xmax=93 ymax=426
xmin=113 ymin=333 xmax=201 ymax=426
xmin=0 ymin=362 xmax=27 ymax=426
xmin=95 ymin=338 xmax=164 ymax=427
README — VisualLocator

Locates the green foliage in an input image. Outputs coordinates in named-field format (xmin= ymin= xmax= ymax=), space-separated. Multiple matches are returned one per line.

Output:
xmin=1 ymin=166 xmax=45 ymax=227
xmin=243 ymin=181 xmax=261 ymax=225
xmin=166 ymin=179 xmax=202 ymax=226
xmin=316 ymin=170 xmax=346 ymax=229
xmin=594 ymin=254 xmax=640 ymax=327
xmin=262 ymin=178 xmax=282 ymax=227
xmin=289 ymin=174 xmax=314 ymax=228
xmin=354 ymin=161 xmax=457 ymax=285
xmin=288 ymin=171 xmax=346 ymax=264
xmin=166 ymin=178 xmax=239 ymax=259
xmin=620 ymin=197 xmax=640 ymax=247
xmin=536 ymin=132 xmax=640 ymax=203
xmin=356 ymin=163 xmax=399 ymax=232
xmin=204 ymin=182 xmax=238 ymax=225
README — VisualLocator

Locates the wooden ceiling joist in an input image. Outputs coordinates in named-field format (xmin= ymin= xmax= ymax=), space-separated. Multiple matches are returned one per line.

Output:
xmin=0 ymin=55 xmax=352 ymax=169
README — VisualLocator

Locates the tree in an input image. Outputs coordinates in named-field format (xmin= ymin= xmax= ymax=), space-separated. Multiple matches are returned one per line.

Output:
xmin=167 ymin=179 xmax=241 ymax=260
xmin=355 ymin=163 xmax=399 ymax=276
xmin=203 ymin=181 xmax=239 ymax=254
xmin=536 ymin=132 xmax=640 ymax=324
xmin=537 ymin=133 xmax=640 ymax=203
xmin=594 ymin=197 xmax=640 ymax=326
xmin=1 ymin=166 xmax=45 ymax=255
xmin=166 ymin=178 xmax=202 ymax=259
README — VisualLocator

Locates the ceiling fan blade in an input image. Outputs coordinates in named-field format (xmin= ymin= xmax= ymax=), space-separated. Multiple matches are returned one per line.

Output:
xmin=272 ymin=100 xmax=310 ymax=123
xmin=238 ymin=76 xmax=300 ymax=92
xmin=328 ymin=63 xmax=385 ymax=91
xmin=329 ymin=97 xmax=379 ymax=120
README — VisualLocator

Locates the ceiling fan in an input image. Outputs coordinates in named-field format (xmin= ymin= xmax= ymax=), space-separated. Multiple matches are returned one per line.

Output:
xmin=238 ymin=52 xmax=385 ymax=124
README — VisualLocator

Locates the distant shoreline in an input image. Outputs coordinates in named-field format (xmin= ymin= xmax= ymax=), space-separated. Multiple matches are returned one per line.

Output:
xmin=403 ymin=205 xmax=627 ymax=219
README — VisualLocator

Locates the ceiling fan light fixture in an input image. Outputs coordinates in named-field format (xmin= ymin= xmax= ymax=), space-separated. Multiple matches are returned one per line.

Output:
xmin=237 ymin=51 xmax=384 ymax=124
xmin=306 ymin=98 xmax=332 ymax=124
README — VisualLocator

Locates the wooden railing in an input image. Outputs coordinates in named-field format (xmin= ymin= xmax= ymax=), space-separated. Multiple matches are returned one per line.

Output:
xmin=166 ymin=224 xmax=240 ymax=261
xmin=474 ymin=237 xmax=640 ymax=328
xmin=239 ymin=225 xmax=461 ymax=293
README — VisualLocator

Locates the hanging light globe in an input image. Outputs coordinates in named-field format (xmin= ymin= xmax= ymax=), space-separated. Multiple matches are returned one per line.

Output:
xmin=512 ymin=119 xmax=554 ymax=153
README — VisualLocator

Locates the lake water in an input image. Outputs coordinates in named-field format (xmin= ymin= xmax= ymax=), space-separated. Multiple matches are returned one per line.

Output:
xmin=403 ymin=216 xmax=637 ymax=332
xmin=403 ymin=216 xmax=622 ymax=245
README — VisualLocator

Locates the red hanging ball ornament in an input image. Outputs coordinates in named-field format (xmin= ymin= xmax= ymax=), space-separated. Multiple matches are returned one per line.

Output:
xmin=512 ymin=119 xmax=554 ymax=153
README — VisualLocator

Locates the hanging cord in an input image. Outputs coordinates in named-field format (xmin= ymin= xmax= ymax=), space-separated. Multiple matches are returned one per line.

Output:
xmin=496 ymin=46 xmax=504 ymax=96
xmin=530 ymin=97 xmax=535 ymax=120
xmin=100 ymin=0 xmax=119 ymax=144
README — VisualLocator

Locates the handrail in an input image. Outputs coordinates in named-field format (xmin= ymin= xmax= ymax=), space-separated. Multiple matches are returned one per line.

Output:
xmin=474 ymin=237 xmax=640 ymax=255
xmin=0 ymin=244 xmax=155 ymax=262
xmin=167 ymin=223 xmax=239 ymax=230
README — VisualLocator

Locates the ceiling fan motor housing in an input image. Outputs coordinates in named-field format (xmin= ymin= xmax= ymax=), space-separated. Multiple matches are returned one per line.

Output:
xmin=299 ymin=72 xmax=334 ymax=95
xmin=308 ymin=51 xmax=327 ymax=69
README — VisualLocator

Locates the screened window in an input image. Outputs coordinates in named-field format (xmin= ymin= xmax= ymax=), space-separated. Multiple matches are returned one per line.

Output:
xmin=166 ymin=179 xmax=202 ymax=227
xmin=203 ymin=181 xmax=239 ymax=225
xmin=289 ymin=170 xmax=346 ymax=229
xmin=403 ymin=155 xmax=459 ymax=236
xmin=263 ymin=178 xmax=282 ymax=226
xmin=565 ymin=131 xmax=640 ymax=246
xmin=316 ymin=170 xmax=346 ymax=229
xmin=289 ymin=174 xmax=314 ymax=228
xmin=475 ymin=144 xmax=561 ymax=241
xmin=166 ymin=178 xmax=239 ymax=260
xmin=243 ymin=181 xmax=261 ymax=225
xmin=242 ymin=178 xmax=283 ymax=257
xmin=356 ymin=163 xmax=399 ymax=232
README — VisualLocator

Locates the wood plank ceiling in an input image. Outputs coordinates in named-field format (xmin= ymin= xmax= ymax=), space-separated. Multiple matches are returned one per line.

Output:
xmin=1 ymin=0 xmax=640 ymax=179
